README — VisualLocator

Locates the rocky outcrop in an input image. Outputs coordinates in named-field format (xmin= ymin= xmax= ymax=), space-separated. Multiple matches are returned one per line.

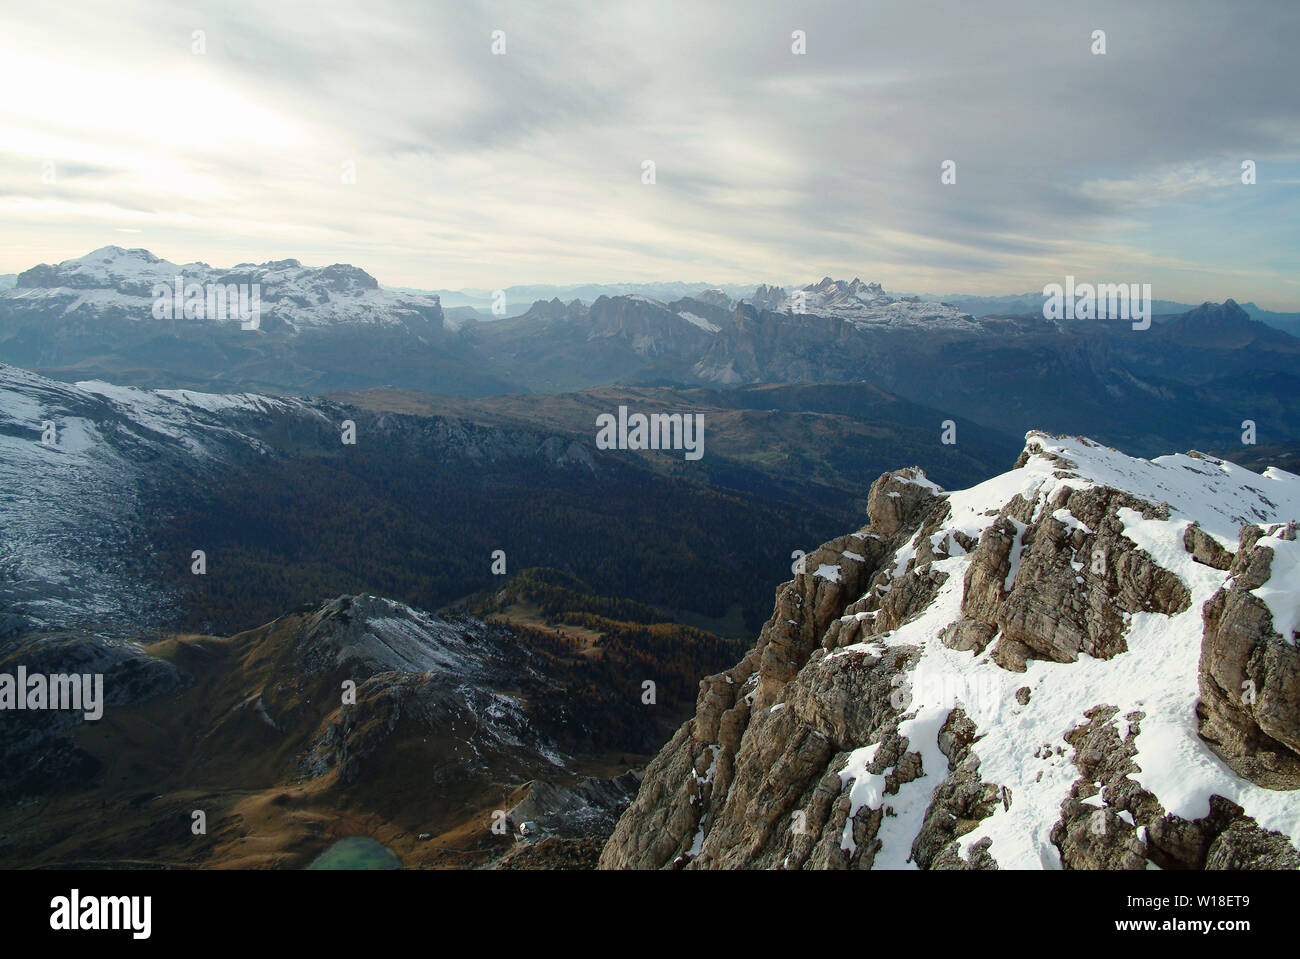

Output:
xmin=1197 ymin=522 xmax=1300 ymax=789
xmin=1041 ymin=705 xmax=1291 ymax=871
xmin=998 ymin=489 xmax=1183 ymax=665
xmin=600 ymin=467 xmax=943 ymax=869
xmin=941 ymin=485 xmax=1190 ymax=673
xmin=292 ymin=596 xmax=572 ymax=787
xmin=503 ymin=773 xmax=642 ymax=839
xmin=599 ymin=433 xmax=1300 ymax=870
xmin=1205 ymin=817 xmax=1300 ymax=869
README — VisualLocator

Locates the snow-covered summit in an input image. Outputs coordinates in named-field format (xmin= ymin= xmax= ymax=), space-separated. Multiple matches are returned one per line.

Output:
xmin=750 ymin=276 xmax=980 ymax=331
xmin=15 ymin=246 xmax=193 ymax=294
xmin=6 ymin=246 xmax=445 ymax=332
xmin=602 ymin=429 xmax=1300 ymax=870
xmin=994 ymin=431 xmax=1300 ymax=544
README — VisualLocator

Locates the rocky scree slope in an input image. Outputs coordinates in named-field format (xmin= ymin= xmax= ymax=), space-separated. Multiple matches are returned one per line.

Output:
xmin=600 ymin=433 xmax=1300 ymax=869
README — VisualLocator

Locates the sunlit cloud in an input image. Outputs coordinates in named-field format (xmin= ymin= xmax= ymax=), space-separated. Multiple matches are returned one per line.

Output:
xmin=0 ymin=0 xmax=1297 ymax=307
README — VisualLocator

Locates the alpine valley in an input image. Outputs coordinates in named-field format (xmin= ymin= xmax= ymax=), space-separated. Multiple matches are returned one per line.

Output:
xmin=1 ymin=248 xmax=1297 ymax=870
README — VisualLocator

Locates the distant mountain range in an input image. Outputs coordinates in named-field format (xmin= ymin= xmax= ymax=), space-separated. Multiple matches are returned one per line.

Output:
xmin=415 ymin=280 xmax=1300 ymax=336
xmin=2 ymin=248 xmax=1297 ymax=459
xmin=928 ymin=291 xmax=1300 ymax=336
xmin=405 ymin=281 xmax=767 ymax=318
xmin=0 ymin=246 xmax=509 ymax=395
xmin=7 ymin=249 xmax=1300 ymax=327
xmin=460 ymin=283 xmax=1299 ymax=457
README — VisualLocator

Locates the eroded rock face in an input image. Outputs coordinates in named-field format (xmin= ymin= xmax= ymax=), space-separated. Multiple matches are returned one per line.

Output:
xmin=600 ymin=435 xmax=1300 ymax=871
xmin=911 ymin=708 xmax=1001 ymax=869
xmin=1197 ymin=522 xmax=1300 ymax=789
xmin=1046 ymin=705 xmax=1246 ymax=871
xmin=947 ymin=485 xmax=1190 ymax=673
xmin=866 ymin=468 xmax=943 ymax=538
xmin=1205 ymin=818 xmax=1300 ymax=869
xmin=600 ymin=468 xmax=943 ymax=870
xmin=1185 ymin=523 xmax=1234 ymax=571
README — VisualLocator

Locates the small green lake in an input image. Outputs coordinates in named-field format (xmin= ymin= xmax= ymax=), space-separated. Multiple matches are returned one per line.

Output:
xmin=307 ymin=836 xmax=402 ymax=870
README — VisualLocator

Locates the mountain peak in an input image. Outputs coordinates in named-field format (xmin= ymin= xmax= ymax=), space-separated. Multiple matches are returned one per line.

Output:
xmin=81 ymin=245 xmax=162 ymax=263
xmin=737 ymin=276 xmax=976 ymax=330
xmin=1152 ymin=299 xmax=1294 ymax=351
xmin=6 ymin=248 xmax=434 ymax=332
xmin=602 ymin=430 xmax=1300 ymax=869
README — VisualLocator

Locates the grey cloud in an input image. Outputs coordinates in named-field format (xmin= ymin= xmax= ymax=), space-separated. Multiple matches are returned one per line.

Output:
xmin=0 ymin=0 xmax=1296 ymax=304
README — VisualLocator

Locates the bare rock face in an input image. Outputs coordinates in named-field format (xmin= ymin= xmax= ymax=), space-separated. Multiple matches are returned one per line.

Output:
xmin=600 ymin=435 xmax=1300 ymax=871
xmin=910 ymin=708 xmax=1001 ymax=869
xmin=1045 ymin=703 xmax=1294 ymax=871
xmin=1185 ymin=523 xmax=1234 ymax=571
xmin=1197 ymin=522 xmax=1300 ymax=789
xmin=953 ymin=485 xmax=1190 ymax=673
xmin=599 ymin=466 xmax=942 ymax=870
xmin=1051 ymin=706 xmax=1152 ymax=870
xmin=942 ymin=516 xmax=1017 ymax=655
xmin=1051 ymin=801 xmax=1148 ymax=870
xmin=865 ymin=468 xmax=942 ymax=538
xmin=1205 ymin=818 xmax=1300 ymax=869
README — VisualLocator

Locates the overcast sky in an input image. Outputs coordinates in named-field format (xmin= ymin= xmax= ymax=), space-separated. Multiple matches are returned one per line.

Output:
xmin=1 ymin=1 xmax=1297 ymax=307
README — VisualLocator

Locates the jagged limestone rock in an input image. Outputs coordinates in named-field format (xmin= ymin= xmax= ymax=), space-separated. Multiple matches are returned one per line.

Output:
xmin=1184 ymin=523 xmax=1234 ymax=571
xmin=600 ymin=437 xmax=1300 ymax=870
xmin=1205 ymin=817 xmax=1300 ymax=869
xmin=600 ymin=466 xmax=942 ymax=870
xmin=1197 ymin=522 xmax=1300 ymax=789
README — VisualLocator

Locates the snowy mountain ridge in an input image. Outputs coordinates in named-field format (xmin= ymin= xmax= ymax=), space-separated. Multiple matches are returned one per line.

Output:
xmin=6 ymin=246 xmax=447 ymax=332
xmin=572 ymin=276 xmax=978 ymax=331
xmin=759 ymin=276 xmax=981 ymax=331
xmin=0 ymin=362 xmax=326 ymax=638
xmin=601 ymin=432 xmax=1300 ymax=870
xmin=8 ymin=247 xmax=978 ymax=334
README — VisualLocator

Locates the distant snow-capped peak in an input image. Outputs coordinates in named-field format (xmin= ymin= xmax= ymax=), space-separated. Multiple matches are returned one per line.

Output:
xmin=727 ymin=277 xmax=978 ymax=330
xmin=744 ymin=276 xmax=979 ymax=330
xmin=6 ymin=246 xmax=446 ymax=332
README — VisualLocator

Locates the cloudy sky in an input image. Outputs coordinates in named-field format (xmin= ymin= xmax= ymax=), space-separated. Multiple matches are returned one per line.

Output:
xmin=1 ymin=0 xmax=1297 ymax=306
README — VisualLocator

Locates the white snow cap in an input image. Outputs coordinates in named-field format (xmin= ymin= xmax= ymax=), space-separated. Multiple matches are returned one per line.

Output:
xmin=836 ymin=430 xmax=1300 ymax=869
